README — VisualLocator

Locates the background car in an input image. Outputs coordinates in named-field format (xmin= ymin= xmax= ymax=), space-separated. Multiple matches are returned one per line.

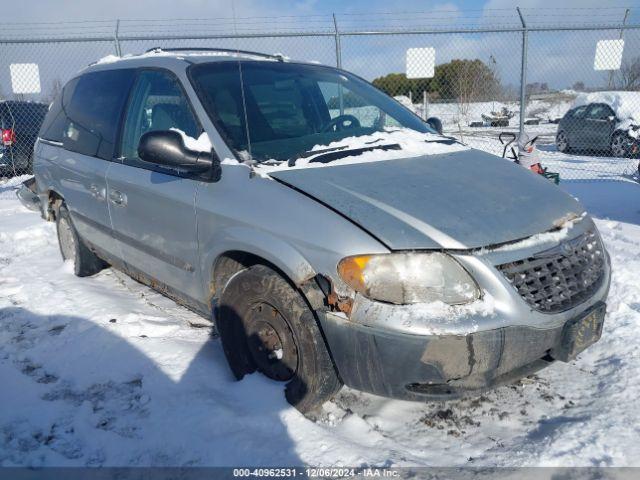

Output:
xmin=555 ymin=92 xmax=640 ymax=158
xmin=0 ymin=100 xmax=49 ymax=177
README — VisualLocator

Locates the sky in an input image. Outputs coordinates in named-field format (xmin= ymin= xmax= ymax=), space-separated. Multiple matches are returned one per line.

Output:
xmin=3 ymin=0 xmax=639 ymax=23
xmin=1 ymin=0 xmax=640 ymax=101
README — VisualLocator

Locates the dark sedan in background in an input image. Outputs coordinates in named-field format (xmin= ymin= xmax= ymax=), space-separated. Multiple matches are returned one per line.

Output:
xmin=556 ymin=98 xmax=640 ymax=158
xmin=1 ymin=100 xmax=49 ymax=177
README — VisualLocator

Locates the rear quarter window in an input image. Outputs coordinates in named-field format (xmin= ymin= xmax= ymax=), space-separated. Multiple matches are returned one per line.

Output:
xmin=39 ymin=78 xmax=78 ymax=143
xmin=44 ymin=69 xmax=135 ymax=159
xmin=64 ymin=69 xmax=136 ymax=160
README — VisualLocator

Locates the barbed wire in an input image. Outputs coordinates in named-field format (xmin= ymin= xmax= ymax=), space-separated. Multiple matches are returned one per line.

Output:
xmin=0 ymin=7 xmax=637 ymax=41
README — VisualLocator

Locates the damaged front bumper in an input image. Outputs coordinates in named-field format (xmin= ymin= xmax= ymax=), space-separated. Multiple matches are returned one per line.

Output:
xmin=321 ymin=301 xmax=606 ymax=401
xmin=320 ymin=219 xmax=611 ymax=401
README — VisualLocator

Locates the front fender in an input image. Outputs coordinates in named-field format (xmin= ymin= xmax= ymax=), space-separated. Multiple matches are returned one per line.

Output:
xmin=199 ymin=225 xmax=317 ymax=292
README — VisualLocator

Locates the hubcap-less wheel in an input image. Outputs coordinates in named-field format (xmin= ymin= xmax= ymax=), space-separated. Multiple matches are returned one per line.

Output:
xmin=611 ymin=133 xmax=627 ymax=158
xmin=556 ymin=132 xmax=568 ymax=153
xmin=58 ymin=216 xmax=76 ymax=261
xmin=245 ymin=302 xmax=298 ymax=382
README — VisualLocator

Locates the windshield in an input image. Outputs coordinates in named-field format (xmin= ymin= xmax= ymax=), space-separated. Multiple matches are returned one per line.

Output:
xmin=189 ymin=61 xmax=435 ymax=162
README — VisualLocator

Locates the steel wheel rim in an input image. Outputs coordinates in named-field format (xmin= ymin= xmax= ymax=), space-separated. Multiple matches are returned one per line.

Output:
xmin=245 ymin=302 xmax=298 ymax=382
xmin=612 ymin=135 xmax=626 ymax=157
xmin=58 ymin=217 xmax=76 ymax=261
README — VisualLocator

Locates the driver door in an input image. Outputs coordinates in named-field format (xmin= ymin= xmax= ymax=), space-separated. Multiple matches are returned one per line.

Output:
xmin=106 ymin=69 xmax=206 ymax=309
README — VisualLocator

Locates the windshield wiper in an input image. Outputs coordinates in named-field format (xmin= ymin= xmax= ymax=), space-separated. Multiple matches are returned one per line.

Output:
xmin=287 ymin=145 xmax=349 ymax=166
xmin=425 ymin=137 xmax=459 ymax=145
xmin=289 ymin=143 xmax=402 ymax=166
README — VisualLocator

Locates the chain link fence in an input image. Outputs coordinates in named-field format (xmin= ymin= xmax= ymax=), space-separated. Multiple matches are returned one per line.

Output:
xmin=1 ymin=8 xmax=640 ymax=196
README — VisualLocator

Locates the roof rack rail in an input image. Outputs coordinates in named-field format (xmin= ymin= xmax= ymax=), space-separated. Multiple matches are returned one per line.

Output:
xmin=144 ymin=47 xmax=285 ymax=61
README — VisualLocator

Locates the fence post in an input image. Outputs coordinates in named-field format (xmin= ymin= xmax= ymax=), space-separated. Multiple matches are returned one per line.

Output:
xmin=517 ymin=7 xmax=528 ymax=139
xmin=114 ymin=19 xmax=122 ymax=57
xmin=332 ymin=13 xmax=342 ymax=69
xmin=333 ymin=13 xmax=344 ymax=115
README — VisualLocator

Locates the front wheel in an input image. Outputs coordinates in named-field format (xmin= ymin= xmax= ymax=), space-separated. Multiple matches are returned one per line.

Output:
xmin=217 ymin=265 xmax=342 ymax=413
xmin=56 ymin=204 xmax=108 ymax=277
xmin=611 ymin=131 xmax=630 ymax=158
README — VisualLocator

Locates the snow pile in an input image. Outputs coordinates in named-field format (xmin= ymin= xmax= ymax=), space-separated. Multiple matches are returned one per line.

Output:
xmin=255 ymin=128 xmax=468 ymax=175
xmin=1 ymin=172 xmax=640 ymax=466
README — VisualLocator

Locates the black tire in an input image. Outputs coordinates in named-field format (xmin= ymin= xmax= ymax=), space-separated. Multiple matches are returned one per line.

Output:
xmin=217 ymin=265 xmax=342 ymax=413
xmin=556 ymin=130 xmax=570 ymax=153
xmin=611 ymin=131 xmax=630 ymax=158
xmin=56 ymin=204 xmax=107 ymax=277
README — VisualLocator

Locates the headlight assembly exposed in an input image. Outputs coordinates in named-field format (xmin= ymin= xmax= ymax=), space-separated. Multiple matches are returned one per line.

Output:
xmin=337 ymin=253 xmax=480 ymax=305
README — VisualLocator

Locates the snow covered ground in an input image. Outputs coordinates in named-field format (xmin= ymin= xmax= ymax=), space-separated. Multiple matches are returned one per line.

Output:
xmin=1 ymin=163 xmax=640 ymax=467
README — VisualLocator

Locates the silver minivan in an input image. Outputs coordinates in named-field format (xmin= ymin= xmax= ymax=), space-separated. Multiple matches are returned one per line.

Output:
xmin=33 ymin=48 xmax=610 ymax=413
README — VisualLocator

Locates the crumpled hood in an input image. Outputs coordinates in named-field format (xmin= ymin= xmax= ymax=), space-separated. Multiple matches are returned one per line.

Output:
xmin=270 ymin=149 xmax=584 ymax=250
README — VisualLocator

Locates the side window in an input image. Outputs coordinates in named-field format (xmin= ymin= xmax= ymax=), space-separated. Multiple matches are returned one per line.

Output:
xmin=120 ymin=70 xmax=201 ymax=161
xmin=63 ymin=70 xmax=135 ymax=160
xmin=39 ymin=78 xmax=79 ymax=143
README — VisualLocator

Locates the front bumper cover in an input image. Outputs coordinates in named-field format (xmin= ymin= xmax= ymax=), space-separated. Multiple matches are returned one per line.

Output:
xmin=321 ymin=301 xmax=606 ymax=401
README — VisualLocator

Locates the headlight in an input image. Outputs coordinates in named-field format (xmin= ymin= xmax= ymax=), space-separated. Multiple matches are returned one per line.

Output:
xmin=337 ymin=253 xmax=480 ymax=305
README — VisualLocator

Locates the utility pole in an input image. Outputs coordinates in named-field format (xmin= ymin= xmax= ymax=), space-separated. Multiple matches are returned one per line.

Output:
xmin=608 ymin=8 xmax=630 ymax=89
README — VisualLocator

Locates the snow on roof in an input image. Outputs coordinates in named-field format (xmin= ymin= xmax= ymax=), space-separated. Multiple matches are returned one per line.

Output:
xmin=573 ymin=91 xmax=640 ymax=122
xmin=94 ymin=49 xmax=282 ymax=66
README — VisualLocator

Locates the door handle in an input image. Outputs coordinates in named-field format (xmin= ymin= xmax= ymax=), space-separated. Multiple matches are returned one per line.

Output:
xmin=109 ymin=189 xmax=127 ymax=207
xmin=88 ymin=184 xmax=105 ymax=201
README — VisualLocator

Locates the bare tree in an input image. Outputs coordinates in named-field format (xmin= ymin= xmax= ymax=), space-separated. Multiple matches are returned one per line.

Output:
xmin=614 ymin=56 xmax=640 ymax=91
xmin=572 ymin=81 xmax=585 ymax=91
xmin=44 ymin=78 xmax=63 ymax=104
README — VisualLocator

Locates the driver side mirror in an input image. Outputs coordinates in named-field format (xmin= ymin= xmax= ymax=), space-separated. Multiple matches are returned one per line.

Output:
xmin=426 ymin=117 xmax=443 ymax=135
xmin=138 ymin=130 xmax=221 ymax=180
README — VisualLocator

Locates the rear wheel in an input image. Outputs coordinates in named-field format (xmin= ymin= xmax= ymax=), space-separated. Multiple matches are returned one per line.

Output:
xmin=56 ymin=204 xmax=107 ymax=277
xmin=611 ymin=131 xmax=629 ymax=158
xmin=556 ymin=130 xmax=570 ymax=153
xmin=217 ymin=265 xmax=342 ymax=413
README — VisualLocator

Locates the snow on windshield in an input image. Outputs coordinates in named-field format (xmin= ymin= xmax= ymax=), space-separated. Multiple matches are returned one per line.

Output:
xmin=253 ymin=128 xmax=469 ymax=176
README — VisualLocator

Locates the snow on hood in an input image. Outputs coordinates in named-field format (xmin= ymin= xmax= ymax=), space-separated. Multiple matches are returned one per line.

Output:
xmin=254 ymin=128 xmax=469 ymax=177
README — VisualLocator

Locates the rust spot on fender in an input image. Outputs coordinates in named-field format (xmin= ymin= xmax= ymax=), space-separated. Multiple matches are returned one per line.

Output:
xmin=327 ymin=290 xmax=353 ymax=316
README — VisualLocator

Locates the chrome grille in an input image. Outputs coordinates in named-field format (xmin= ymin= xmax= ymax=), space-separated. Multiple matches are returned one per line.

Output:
xmin=497 ymin=230 xmax=606 ymax=313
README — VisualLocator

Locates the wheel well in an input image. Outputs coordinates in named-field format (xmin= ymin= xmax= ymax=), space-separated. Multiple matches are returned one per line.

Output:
xmin=211 ymin=250 xmax=330 ymax=312
xmin=212 ymin=251 xmax=288 ymax=299
xmin=45 ymin=190 xmax=64 ymax=221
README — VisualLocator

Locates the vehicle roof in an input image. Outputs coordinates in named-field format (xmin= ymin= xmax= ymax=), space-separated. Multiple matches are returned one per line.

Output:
xmin=82 ymin=48 xmax=319 ymax=75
